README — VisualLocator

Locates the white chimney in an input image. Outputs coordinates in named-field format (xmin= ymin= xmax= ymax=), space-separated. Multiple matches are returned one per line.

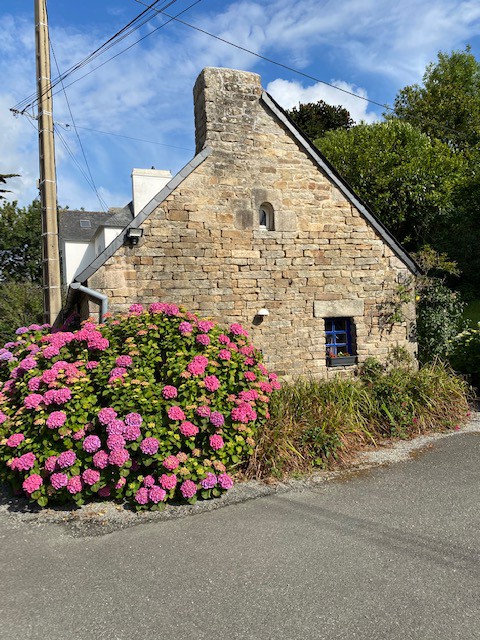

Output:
xmin=131 ymin=168 xmax=172 ymax=216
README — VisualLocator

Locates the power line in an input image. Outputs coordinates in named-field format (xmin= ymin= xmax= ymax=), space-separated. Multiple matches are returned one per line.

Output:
xmin=49 ymin=27 xmax=109 ymax=212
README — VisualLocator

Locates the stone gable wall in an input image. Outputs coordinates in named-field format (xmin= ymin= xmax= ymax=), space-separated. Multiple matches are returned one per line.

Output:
xmin=86 ymin=68 xmax=416 ymax=377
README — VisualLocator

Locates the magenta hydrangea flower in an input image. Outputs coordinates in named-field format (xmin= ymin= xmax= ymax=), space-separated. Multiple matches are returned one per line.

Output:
xmin=159 ymin=473 xmax=177 ymax=490
xmin=83 ymin=435 xmax=102 ymax=453
xmin=42 ymin=390 xmax=57 ymax=406
xmin=115 ymin=355 xmax=133 ymax=368
xmin=167 ymin=406 xmax=186 ymax=421
xmin=125 ymin=412 xmax=142 ymax=427
xmin=109 ymin=367 xmax=127 ymax=383
xmin=163 ymin=455 xmax=180 ymax=471
xmin=218 ymin=473 xmax=234 ymax=490
xmin=15 ymin=326 xmax=29 ymax=335
xmin=162 ymin=385 xmax=178 ymax=399
xmin=197 ymin=320 xmax=215 ymax=333
xmin=196 ymin=405 xmax=211 ymax=418
xmin=210 ymin=412 xmax=225 ymax=427
xmin=23 ymin=474 xmax=43 ymax=494
xmin=106 ymin=419 xmax=125 ymax=436
xmin=93 ymin=450 xmax=109 ymax=469
xmin=259 ymin=381 xmax=273 ymax=393
xmin=46 ymin=411 xmax=67 ymax=429
xmin=239 ymin=389 xmax=260 ymax=402
xmin=51 ymin=472 xmax=69 ymax=489
xmin=229 ymin=323 xmax=249 ymax=336
xmin=128 ymin=303 xmax=144 ymax=314
xmin=231 ymin=403 xmax=257 ymax=423
xmin=6 ymin=433 xmax=25 ymax=447
xmin=187 ymin=355 xmax=209 ymax=376
xmin=0 ymin=411 xmax=7 ymax=425
xmin=107 ymin=434 xmax=126 ymax=451
xmin=143 ymin=475 xmax=155 ymax=488
xmin=19 ymin=356 xmax=37 ymax=371
xmin=244 ymin=371 xmax=256 ymax=382
xmin=43 ymin=346 xmax=60 ymax=359
xmin=54 ymin=388 xmax=72 ymax=404
xmin=209 ymin=434 xmax=225 ymax=451
xmin=12 ymin=452 xmax=36 ymax=471
xmin=201 ymin=473 xmax=217 ymax=490
xmin=85 ymin=360 xmax=99 ymax=370
xmin=196 ymin=334 xmax=210 ymax=346
xmin=178 ymin=321 xmax=193 ymax=335
xmin=67 ymin=476 xmax=83 ymax=495
xmin=24 ymin=393 xmax=43 ymax=409
xmin=41 ymin=369 xmax=58 ymax=385
xmin=218 ymin=349 xmax=231 ymax=361
xmin=27 ymin=376 xmax=42 ymax=391
xmin=218 ymin=334 xmax=230 ymax=345
xmin=180 ymin=480 xmax=198 ymax=499
xmin=149 ymin=486 xmax=167 ymax=503
xmin=179 ymin=421 xmax=199 ymax=437
xmin=44 ymin=455 xmax=58 ymax=472
xmin=115 ymin=477 xmax=126 ymax=489
xmin=72 ymin=428 xmax=86 ymax=441
xmin=82 ymin=468 xmax=101 ymax=486
xmin=57 ymin=450 xmax=77 ymax=469
xmin=204 ymin=375 xmax=220 ymax=392
xmin=163 ymin=304 xmax=179 ymax=316
xmin=98 ymin=407 xmax=117 ymax=425
xmin=124 ymin=424 xmax=141 ymax=441
xmin=134 ymin=487 xmax=149 ymax=504
xmin=108 ymin=448 xmax=130 ymax=467
xmin=140 ymin=437 xmax=159 ymax=455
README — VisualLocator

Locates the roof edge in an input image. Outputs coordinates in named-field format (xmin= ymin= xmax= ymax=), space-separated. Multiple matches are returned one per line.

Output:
xmin=260 ymin=91 xmax=422 ymax=275
xmin=72 ymin=146 xmax=212 ymax=284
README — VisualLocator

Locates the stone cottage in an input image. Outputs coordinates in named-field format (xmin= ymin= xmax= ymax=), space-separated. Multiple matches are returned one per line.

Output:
xmin=60 ymin=67 xmax=419 ymax=377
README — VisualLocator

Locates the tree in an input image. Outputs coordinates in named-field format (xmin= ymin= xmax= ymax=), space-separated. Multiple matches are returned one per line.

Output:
xmin=0 ymin=281 xmax=43 ymax=345
xmin=0 ymin=200 xmax=42 ymax=283
xmin=316 ymin=120 xmax=466 ymax=249
xmin=287 ymin=100 xmax=354 ymax=141
xmin=0 ymin=174 xmax=19 ymax=201
xmin=391 ymin=47 xmax=480 ymax=153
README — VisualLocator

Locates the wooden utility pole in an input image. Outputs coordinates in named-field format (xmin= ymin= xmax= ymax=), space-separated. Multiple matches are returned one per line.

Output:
xmin=34 ymin=0 xmax=62 ymax=325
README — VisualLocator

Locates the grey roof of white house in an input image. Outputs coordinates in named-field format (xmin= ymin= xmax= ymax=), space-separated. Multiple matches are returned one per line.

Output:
xmin=59 ymin=205 xmax=133 ymax=242
xmin=68 ymin=95 xmax=420 ymax=286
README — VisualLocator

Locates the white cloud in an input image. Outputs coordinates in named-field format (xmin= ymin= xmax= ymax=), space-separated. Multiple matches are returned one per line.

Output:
xmin=266 ymin=78 xmax=379 ymax=124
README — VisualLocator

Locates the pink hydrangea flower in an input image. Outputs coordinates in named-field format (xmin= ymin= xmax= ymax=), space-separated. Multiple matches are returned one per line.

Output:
xmin=82 ymin=468 xmax=101 ymax=486
xmin=179 ymin=421 xmax=199 ymax=437
xmin=135 ymin=487 xmax=149 ymax=504
xmin=196 ymin=405 xmax=211 ymax=418
xmin=67 ymin=476 xmax=83 ymax=494
xmin=43 ymin=389 xmax=57 ymax=406
xmin=57 ymin=450 xmax=77 ymax=468
xmin=197 ymin=320 xmax=215 ymax=333
xmin=72 ymin=428 xmax=86 ymax=441
xmin=43 ymin=346 xmax=60 ymax=359
xmin=107 ymin=434 xmax=126 ymax=451
xmin=210 ymin=412 xmax=225 ymax=427
xmin=244 ymin=371 xmax=256 ymax=382
xmin=162 ymin=385 xmax=178 ymax=399
xmin=143 ymin=475 xmax=155 ymax=488
xmin=231 ymin=403 xmax=257 ymax=423
xmin=209 ymin=434 xmax=225 ymax=451
xmin=180 ymin=480 xmax=198 ymax=499
xmin=24 ymin=393 xmax=43 ymax=409
xmin=109 ymin=367 xmax=127 ymax=383
xmin=124 ymin=424 xmax=141 ymax=441
xmin=125 ymin=412 xmax=142 ymax=427
xmin=149 ymin=486 xmax=166 ymax=503
xmin=46 ymin=411 xmax=67 ymax=429
xmin=23 ymin=474 xmax=43 ymax=494
xmin=259 ymin=381 xmax=273 ymax=393
xmin=196 ymin=334 xmax=210 ymax=346
xmin=106 ymin=419 xmax=125 ymax=436
xmin=218 ymin=349 xmax=231 ymax=361
xmin=108 ymin=448 xmax=130 ymax=467
xmin=140 ymin=437 xmax=159 ymax=455
xmin=218 ymin=473 xmax=234 ymax=490
xmin=83 ymin=435 xmax=102 ymax=453
xmin=129 ymin=303 xmax=144 ymax=314
xmin=98 ymin=407 xmax=117 ymax=425
xmin=201 ymin=473 xmax=217 ymax=489
xmin=115 ymin=355 xmax=133 ymax=368
xmin=27 ymin=376 xmax=42 ymax=391
xmin=6 ymin=433 xmax=25 ymax=447
xmin=168 ymin=406 xmax=186 ymax=421
xmin=53 ymin=388 xmax=72 ymax=404
xmin=51 ymin=472 xmax=68 ymax=489
xmin=41 ymin=369 xmax=57 ymax=385
xmin=159 ymin=473 xmax=177 ymax=490
xmin=163 ymin=304 xmax=179 ymax=316
xmin=19 ymin=356 xmax=37 ymax=371
xmin=218 ymin=334 xmax=230 ymax=345
xmin=93 ymin=450 xmax=109 ymax=469
xmin=239 ymin=389 xmax=260 ymax=402
xmin=163 ymin=455 xmax=179 ymax=471
xmin=115 ymin=477 xmax=126 ymax=489
xmin=229 ymin=323 xmax=248 ymax=336
xmin=44 ymin=456 xmax=58 ymax=472
xmin=204 ymin=375 xmax=220 ymax=392
xmin=12 ymin=452 xmax=36 ymax=471
xmin=187 ymin=355 xmax=209 ymax=376
xmin=0 ymin=411 xmax=7 ymax=425
xmin=178 ymin=321 xmax=193 ymax=335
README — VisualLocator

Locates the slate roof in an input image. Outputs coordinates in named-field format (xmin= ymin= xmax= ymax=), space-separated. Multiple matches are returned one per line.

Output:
xmin=59 ymin=205 xmax=133 ymax=242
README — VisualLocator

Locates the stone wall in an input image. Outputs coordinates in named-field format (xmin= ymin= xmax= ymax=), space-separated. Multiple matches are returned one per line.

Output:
xmin=87 ymin=67 xmax=416 ymax=377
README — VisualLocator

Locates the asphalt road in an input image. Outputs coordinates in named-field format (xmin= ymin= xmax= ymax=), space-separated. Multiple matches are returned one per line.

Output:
xmin=1 ymin=432 xmax=479 ymax=640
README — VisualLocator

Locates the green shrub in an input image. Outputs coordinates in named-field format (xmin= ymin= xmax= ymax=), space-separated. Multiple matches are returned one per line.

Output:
xmin=0 ymin=304 xmax=278 ymax=509
xmin=448 ymin=324 xmax=480 ymax=389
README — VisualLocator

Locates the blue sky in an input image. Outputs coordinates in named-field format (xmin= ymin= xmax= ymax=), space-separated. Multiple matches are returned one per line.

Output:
xmin=1 ymin=0 xmax=480 ymax=210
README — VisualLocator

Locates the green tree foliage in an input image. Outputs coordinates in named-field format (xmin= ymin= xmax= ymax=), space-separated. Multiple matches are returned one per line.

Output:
xmin=0 ymin=174 xmax=19 ymax=201
xmin=316 ymin=120 xmax=466 ymax=248
xmin=391 ymin=47 xmax=480 ymax=152
xmin=287 ymin=100 xmax=354 ymax=141
xmin=0 ymin=281 xmax=43 ymax=344
xmin=0 ymin=200 xmax=42 ymax=283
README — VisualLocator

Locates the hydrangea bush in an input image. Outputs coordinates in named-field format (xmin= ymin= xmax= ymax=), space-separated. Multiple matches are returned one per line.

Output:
xmin=0 ymin=303 xmax=279 ymax=510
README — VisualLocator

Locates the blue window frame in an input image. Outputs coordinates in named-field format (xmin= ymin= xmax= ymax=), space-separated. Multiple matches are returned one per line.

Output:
xmin=325 ymin=317 xmax=353 ymax=357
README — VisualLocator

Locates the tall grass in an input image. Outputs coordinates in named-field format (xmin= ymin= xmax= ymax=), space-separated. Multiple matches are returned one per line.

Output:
xmin=246 ymin=360 xmax=471 ymax=480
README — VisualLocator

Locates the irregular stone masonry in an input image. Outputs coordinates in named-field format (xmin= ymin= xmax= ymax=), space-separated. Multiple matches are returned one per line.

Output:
xmin=87 ymin=68 xmax=416 ymax=377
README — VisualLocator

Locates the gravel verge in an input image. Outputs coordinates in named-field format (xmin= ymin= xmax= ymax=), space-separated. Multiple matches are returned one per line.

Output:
xmin=2 ymin=412 xmax=479 ymax=537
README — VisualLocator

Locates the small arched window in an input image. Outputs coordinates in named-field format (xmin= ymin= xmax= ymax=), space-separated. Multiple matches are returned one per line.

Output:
xmin=259 ymin=202 xmax=274 ymax=231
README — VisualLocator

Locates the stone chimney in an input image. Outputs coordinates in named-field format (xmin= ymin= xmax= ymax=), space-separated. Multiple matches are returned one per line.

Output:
xmin=193 ymin=67 xmax=262 ymax=154
xmin=131 ymin=168 xmax=172 ymax=216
